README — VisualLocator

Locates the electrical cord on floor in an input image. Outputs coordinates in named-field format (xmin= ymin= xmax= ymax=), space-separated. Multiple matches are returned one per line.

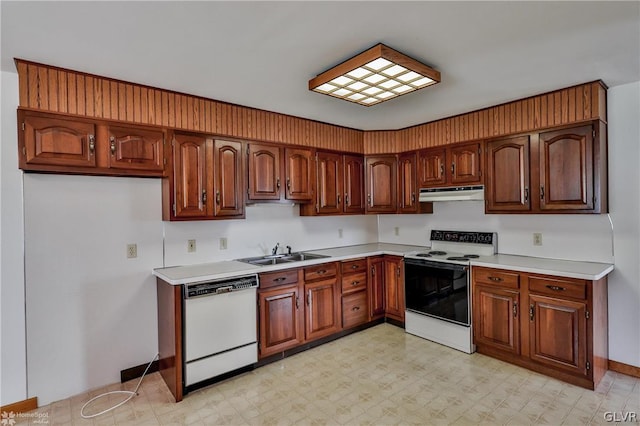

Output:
xmin=80 ymin=353 xmax=159 ymax=419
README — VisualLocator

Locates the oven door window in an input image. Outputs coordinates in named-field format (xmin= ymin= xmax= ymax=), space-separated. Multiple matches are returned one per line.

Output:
xmin=405 ymin=260 xmax=469 ymax=326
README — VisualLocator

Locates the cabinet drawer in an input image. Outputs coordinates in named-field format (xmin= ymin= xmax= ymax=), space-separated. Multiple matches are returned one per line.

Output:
xmin=341 ymin=259 xmax=367 ymax=275
xmin=304 ymin=263 xmax=337 ymax=281
xmin=474 ymin=267 xmax=520 ymax=289
xmin=259 ymin=269 xmax=299 ymax=290
xmin=528 ymin=276 xmax=587 ymax=300
xmin=341 ymin=272 xmax=367 ymax=293
xmin=342 ymin=291 xmax=368 ymax=328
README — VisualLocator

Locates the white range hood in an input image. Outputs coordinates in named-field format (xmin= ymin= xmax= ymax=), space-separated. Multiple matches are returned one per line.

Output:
xmin=419 ymin=185 xmax=484 ymax=202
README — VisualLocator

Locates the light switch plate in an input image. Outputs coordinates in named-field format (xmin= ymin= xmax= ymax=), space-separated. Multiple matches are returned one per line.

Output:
xmin=188 ymin=239 xmax=196 ymax=252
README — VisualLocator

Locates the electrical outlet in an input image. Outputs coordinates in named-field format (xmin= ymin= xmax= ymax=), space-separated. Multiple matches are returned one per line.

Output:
xmin=219 ymin=237 xmax=228 ymax=250
xmin=187 ymin=239 xmax=196 ymax=253
xmin=126 ymin=243 xmax=137 ymax=259
xmin=338 ymin=228 xmax=343 ymax=238
xmin=394 ymin=227 xmax=400 ymax=236
xmin=533 ymin=233 xmax=543 ymax=246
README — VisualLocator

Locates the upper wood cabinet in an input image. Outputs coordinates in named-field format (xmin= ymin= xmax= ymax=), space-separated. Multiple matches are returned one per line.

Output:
xmin=539 ymin=126 xmax=594 ymax=211
xmin=418 ymin=142 xmax=482 ymax=188
xmin=107 ymin=125 xmax=164 ymax=172
xmin=301 ymin=152 xmax=365 ymax=216
xmin=164 ymin=135 xmax=244 ymax=221
xmin=18 ymin=110 xmax=165 ymax=177
xmin=485 ymin=123 xmax=605 ymax=214
xmin=247 ymin=143 xmax=314 ymax=203
xmin=365 ymin=155 xmax=397 ymax=213
xmin=485 ymin=136 xmax=531 ymax=212
xmin=398 ymin=152 xmax=419 ymax=213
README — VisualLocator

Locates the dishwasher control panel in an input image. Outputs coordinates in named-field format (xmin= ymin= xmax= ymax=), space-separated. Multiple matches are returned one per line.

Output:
xmin=185 ymin=274 xmax=258 ymax=298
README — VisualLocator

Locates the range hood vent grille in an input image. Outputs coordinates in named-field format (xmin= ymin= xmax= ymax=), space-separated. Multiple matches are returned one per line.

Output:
xmin=419 ymin=186 xmax=484 ymax=202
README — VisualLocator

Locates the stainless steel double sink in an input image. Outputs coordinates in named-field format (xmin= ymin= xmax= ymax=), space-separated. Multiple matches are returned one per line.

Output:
xmin=237 ymin=252 xmax=329 ymax=266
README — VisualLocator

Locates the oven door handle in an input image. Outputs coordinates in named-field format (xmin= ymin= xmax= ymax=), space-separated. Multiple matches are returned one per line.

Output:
xmin=404 ymin=258 xmax=469 ymax=272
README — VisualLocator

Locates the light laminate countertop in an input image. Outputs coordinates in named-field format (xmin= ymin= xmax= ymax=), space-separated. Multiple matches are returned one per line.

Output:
xmin=153 ymin=243 xmax=614 ymax=285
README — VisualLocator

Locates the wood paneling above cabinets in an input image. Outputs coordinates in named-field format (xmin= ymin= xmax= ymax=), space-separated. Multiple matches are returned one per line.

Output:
xmin=16 ymin=60 xmax=364 ymax=153
xmin=363 ymin=81 xmax=607 ymax=154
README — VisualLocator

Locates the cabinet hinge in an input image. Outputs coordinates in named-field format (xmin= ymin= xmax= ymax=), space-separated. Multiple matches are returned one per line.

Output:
xmin=21 ymin=122 xmax=25 ymax=131
xmin=586 ymin=361 xmax=590 ymax=370
xmin=586 ymin=310 xmax=590 ymax=320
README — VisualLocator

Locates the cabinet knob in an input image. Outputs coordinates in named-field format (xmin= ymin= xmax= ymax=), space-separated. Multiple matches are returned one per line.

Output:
xmin=529 ymin=304 xmax=535 ymax=321
xmin=109 ymin=136 xmax=116 ymax=155
xmin=540 ymin=186 xmax=545 ymax=200
xmin=273 ymin=277 xmax=287 ymax=282
xmin=524 ymin=187 xmax=529 ymax=203
xmin=344 ymin=194 xmax=349 ymax=205
xmin=352 ymin=306 xmax=360 ymax=312
xmin=546 ymin=285 xmax=566 ymax=292
xmin=295 ymin=295 xmax=299 ymax=309
xmin=488 ymin=276 xmax=503 ymax=282
xmin=440 ymin=163 xmax=444 ymax=177
xmin=216 ymin=191 xmax=221 ymax=205
xmin=351 ymin=281 xmax=360 ymax=286
xmin=451 ymin=163 xmax=455 ymax=175
xmin=286 ymin=178 xmax=291 ymax=190
xmin=276 ymin=178 xmax=281 ymax=189
xmin=411 ymin=193 xmax=416 ymax=204
xmin=337 ymin=194 xmax=341 ymax=205
xmin=513 ymin=302 xmax=518 ymax=318
xmin=88 ymin=134 xmax=96 ymax=154
xmin=351 ymin=265 xmax=358 ymax=269
xmin=201 ymin=190 xmax=207 ymax=204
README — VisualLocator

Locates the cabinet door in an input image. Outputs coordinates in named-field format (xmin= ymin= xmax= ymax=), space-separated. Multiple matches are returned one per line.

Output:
xmin=305 ymin=278 xmax=340 ymax=341
xmin=258 ymin=285 xmax=303 ymax=358
xmin=343 ymin=155 xmax=365 ymax=214
xmin=485 ymin=136 xmax=531 ymax=212
xmin=368 ymin=257 xmax=385 ymax=319
xmin=366 ymin=156 xmax=397 ymax=213
xmin=384 ymin=257 xmax=405 ymax=321
xmin=213 ymin=140 xmax=244 ymax=217
xmin=316 ymin=151 xmax=342 ymax=214
xmin=398 ymin=152 xmax=418 ymax=213
xmin=107 ymin=125 xmax=163 ymax=172
xmin=285 ymin=148 xmax=314 ymax=201
xmin=418 ymin=148 xmax=446 ymax=187
xmin=173 ymin=134 xmax=208 ymax=218
xmin=528 ymin=294 xmax=588 ymax=376
xmin=473 ymin=284 xmax=520 ymax=355
xmin=23 ymin=115 xmax=96 ymax=167
xmin=450 ymin=142 xmax=482 ymax=184
xmin=248 ymin=144 xmax=281 ymax=200
xmin=539 ymin=126 xmax=593 ymax=211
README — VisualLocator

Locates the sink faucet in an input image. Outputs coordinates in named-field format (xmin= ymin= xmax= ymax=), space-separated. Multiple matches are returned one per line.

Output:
xmin=286 ymin=245 xmax=292 ymax=255
xmin=271 ymin=242 xmax=280 ymax=255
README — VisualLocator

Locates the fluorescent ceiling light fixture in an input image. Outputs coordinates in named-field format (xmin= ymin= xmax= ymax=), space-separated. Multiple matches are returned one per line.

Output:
xmin=309 ymin=43 xmax=440 ymax=106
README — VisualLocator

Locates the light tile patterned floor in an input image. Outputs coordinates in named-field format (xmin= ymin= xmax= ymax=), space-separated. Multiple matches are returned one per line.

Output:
xmin=15 ymin=324 xmax=640 ymax=425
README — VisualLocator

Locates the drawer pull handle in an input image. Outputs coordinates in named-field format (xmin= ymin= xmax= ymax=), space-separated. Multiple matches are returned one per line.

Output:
xmin=488 ymin=276 xmax=503 ymax=282
xmin=317 ymin=269 xmax=327 ymax=275
xmin=88 ymin=134 xmax=96 ymax=154
xmin=546 ymin=285 xmax=566 ymax=291
xmin=529 ymin=304 xmax=535 ymax=321
xmin=351 ymin=265 xmax=359 ymax=269
xmin=352 ymin=306 xmax=360 ymax=311
xmin=274 ymin=277 xmax=287 ymax=282
xmin=295 ymin=295 xmax=299 ymax=309
xmin=351 ymin=281 xmax=360 ymax=286
xmin=513 ymin=302 xmax=518 ymax=318
xmin=109 ymin=136 xmax=116 ymax=154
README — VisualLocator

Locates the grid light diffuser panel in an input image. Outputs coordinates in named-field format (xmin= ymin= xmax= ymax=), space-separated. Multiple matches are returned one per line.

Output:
xmin=309 ymin=44 xmax=441 ymax=107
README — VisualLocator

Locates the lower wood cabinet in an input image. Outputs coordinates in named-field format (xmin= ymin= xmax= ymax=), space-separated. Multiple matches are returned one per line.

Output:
xmin=384 ymin=256 xmax=405 ymax=322
xmin=472 ymin=266 xmax=607 ymax=389
xmin=258 ymin=282 xmax=304 ymax=357
xmin=341 ymin=259 xmax=368 ymax=329
xmin=368 ymin=256 xmax=385 ymax=320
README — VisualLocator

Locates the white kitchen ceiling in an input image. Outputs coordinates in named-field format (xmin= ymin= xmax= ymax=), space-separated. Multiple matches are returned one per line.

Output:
xmin=1 ymin=1 xmax=638 ymax=131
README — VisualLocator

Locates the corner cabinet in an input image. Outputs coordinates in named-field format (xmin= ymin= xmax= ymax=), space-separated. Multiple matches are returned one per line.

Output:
xmin=300 ymin=152 xmax=365 ymax=216
xmin=485 ymin=122 xmax=607 ymax=214
xmin=19 ymin=110 xmax=165 ymax=177
xmin=247 ymin=143 xmax=314 ymax=203
xmin=163 ymin=134 xmax=244 ymax=221
xmin=472 ymin=266 xmax=608 ymax=390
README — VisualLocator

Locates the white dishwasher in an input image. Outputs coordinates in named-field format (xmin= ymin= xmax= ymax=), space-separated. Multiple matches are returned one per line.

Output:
xmin=183 ymin=274 xmax=258 ymax=387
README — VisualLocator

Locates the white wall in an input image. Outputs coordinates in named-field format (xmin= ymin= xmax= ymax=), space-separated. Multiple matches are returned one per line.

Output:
xmin=23 ymin=175 xmax=164 ymax=405
xmin=607 ymin=81 xmax=640 ymax=367
xmin=164 ymin=205 xmax=377 ymax=266
xmin=0 ymin=71 xmax=27 ymax=406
